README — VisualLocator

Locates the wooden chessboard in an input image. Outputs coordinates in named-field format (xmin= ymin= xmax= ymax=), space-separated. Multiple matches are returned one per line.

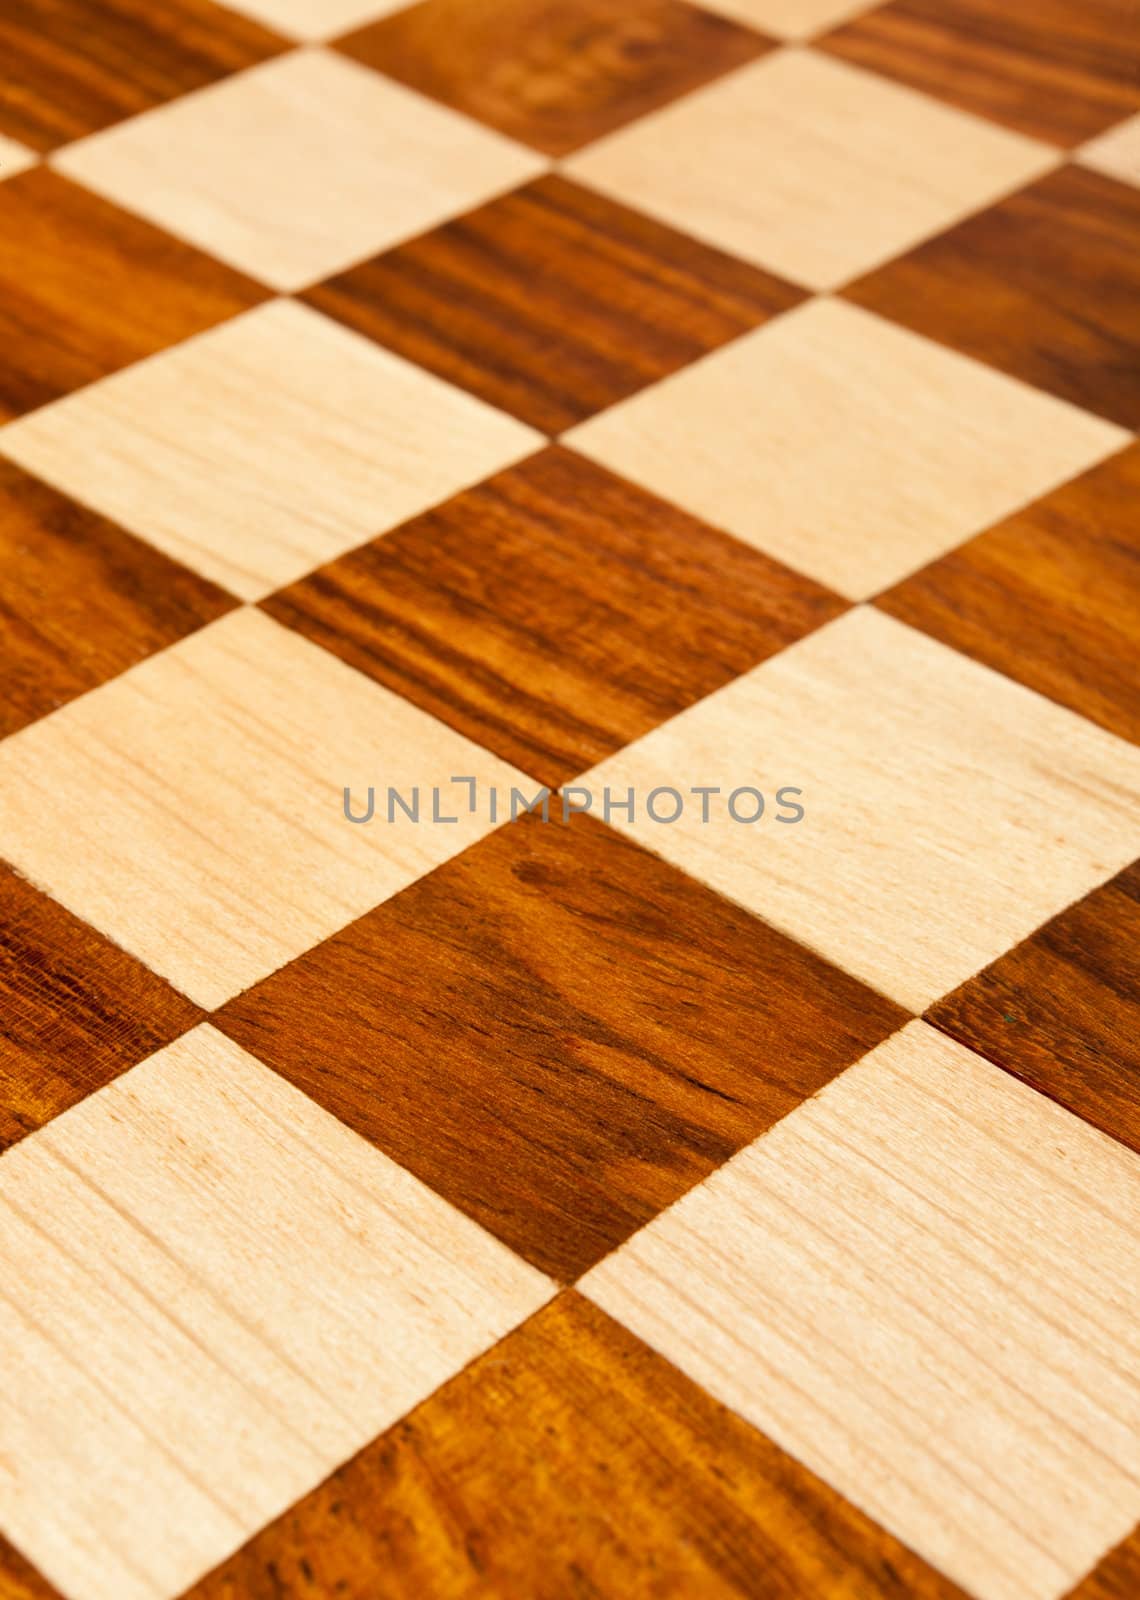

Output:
xmin=1 ymin=1 xmax=1139 ymax=1597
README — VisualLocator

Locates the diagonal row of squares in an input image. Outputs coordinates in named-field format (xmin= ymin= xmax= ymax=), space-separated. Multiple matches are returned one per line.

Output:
xmin=2 ymin=600 xmax=1138 ymax=1014
xmin=1 ymin=2 xmax=1140 ymax=1598
xmin=2 ymin=0 xmax=1138 ymax=153
xmin=4 ymin=1012 xmax=1140 ymax=1600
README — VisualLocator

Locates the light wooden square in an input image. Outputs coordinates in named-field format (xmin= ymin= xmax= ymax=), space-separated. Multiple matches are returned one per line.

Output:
xmin=1080 ymin=113 xmax=1140 ymax=188
xmin=0 ymin=134 xmax=36 ymax=180
xmin=51 ymin=48 xmax=546 ymax=291
xmin=584 ymin=1021 xmax=1140 ymax=1600
xmin=223 ymin=0 xmax=414 ymax=41
xmin=0 ymin=607 xmax=528 ymax=1008
xmin=0 ymin=299 xmax=541 ymax=601
xmin=698 ymin=0 xmax=873 ymax=38
xmin=582 ymin=606 xmax=1140 ymax=1011
xmin=567 ymin=298 xmax=1128 ymax=598
xmin=0 ymin=1024 xmax=550 ymax=1600
xmin=565 ymin=49 xmax=1057 ymax=289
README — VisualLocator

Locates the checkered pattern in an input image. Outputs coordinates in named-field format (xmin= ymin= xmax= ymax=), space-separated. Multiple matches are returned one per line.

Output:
xmin=1 ymin=2 xmax=1139 ymax=1597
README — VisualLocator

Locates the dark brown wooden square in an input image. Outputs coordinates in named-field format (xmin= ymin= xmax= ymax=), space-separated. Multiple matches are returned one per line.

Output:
xmin=184 ymin=1293 xmax=971 ymax=1600
xmin=0 ymin=169 xmax=266 ymax=422
xmin=0 ymin=0 xmax=286 ymax=152
xmin=262 ymin=447 xmax=844 ymax=789
xmin=929 ymin=862 xmax=1140 ymax=1157
xmin=0 ymin=863 xmax=202 ymax=1151
xmin=335 ymin=0 xmax=770 ymax=156
xmin=0 ymin=461 xmax=236 ymax=738
xmin=216 ymin=811 xmax=906 ymax=1280
xmin=844 ymin=166 xmax=1140 ymax=429
xmin=305 ymin=174 xmax=802 ymax=434
xmin=878 ymin=444 xmax=1140 ymax=746
xmin=819 ymin=0 xmax=1139 ymax=147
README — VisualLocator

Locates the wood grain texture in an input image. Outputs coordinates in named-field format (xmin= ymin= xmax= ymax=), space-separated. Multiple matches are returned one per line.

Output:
xmin=584 ymin=1022 xmax=1140 ymax=1600
xmin=184 ymin=1291 xmax=972 ymax=1600
xmin=53 ymin=49 xmax=546 ymax=292
xmin=698 ymin=0 xmax=875 ymax=40
xmin=216 ymin=808 xmax=906 ymax=1281
xmin=0 ymin=862 xmax=201 ymax=1153
xmin=845 ymin=164 xmax=1140 ymax=429
xmin=262 ymin=446 xmax=845 ymax=787
xmin=0 ymin=0 xmax=286 ymax=152
xmin=928 ymin=861 xmax=1140 ymax=1158
xmin=878 ymin=443 xmax=1140 ymax=745
xmin=0 ymin=608 xmax=526 ymax=1009
xmin=336 ymin=0 xmax=772 ymax=156
xmin=1081 ymin=113 xmax=1140 ymax=187
xmin=585 ymin=606 xmax=1140 ymax=1012
xmin=0 ymin=460 xmax=235 ymax=738
xmin=304 ymin=173 xmax=802 ymax=433
xmin=1 ymin=300 xmax=539 ymax=601
xmin=565 ymin=49 xmax=1057 ymax=290
xmin=1065 ymin=1523 xmax=1140 ymax=1599
xmin=818 ymin=0 xmax=1140 ymax=146
xmin=0 ymin=135 xmax=35 ymax=179
xmin=567 ymin=298 xmax=1127 ymax=599
xmin=0 ymin=1025 xmax=549 ymax=1600
xmin=0 ymin=168 xmax=264 ymax=423
xmin=0 ymin=1532 xmax=65 ymax=1600
xmin=224 ymin=0 xmax=412 ymax=41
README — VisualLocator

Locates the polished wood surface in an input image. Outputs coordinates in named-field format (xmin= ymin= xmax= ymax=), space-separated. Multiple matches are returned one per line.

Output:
xmin=225 ymin=0 xmax=412 ymax=40
xmin=585 ymin=606 xmax=1140 ymax=1011
xmin=185 ymin=1292 xmax=971 ymax=1599
xmin=54 ymin=50 xmax=546 ymax=291
xmin=306 ymin=173 xmax=802 ymax=433
xmin=0 ymin=1533 xmax=63 ymax=1600
xmin=1 ymin=300 xmax=539 ymax=601
xmin=0 ymin=0 xmax=285 ymax=151
xmin=819 ymin=0 xmax=1140 ymax=145
xmin=568 ymin=297 xmax=1125 ymax=599
xmin=846 ymin=164 xmax=1140 ymax=427
xmin=0 ymin=136 xmax=36 ymax=179
xmin=566 ymin=49 xmax=1056 ymax=289
xmin=584 ymin=1023 xmax=1140 ymax=1600
xmin=699 ymin=0 xmax=874 ymax=38
xmin=0 ymin=168 xmax=264 ymax=422
xmin=0 ymin=1026 xmax=548 ymax=1600
xmin=1082 ymin=113 xmax=1140 ymax=186
xmin=879 ymin=443 xmax=1140 ymax=745
xmin=929 ymin=862 xmax=1140 ymax=1157
xmin=0 ymin=609 xmax=524 ymax=1008
xmin=0 ymin=863 xmax=201 ymax=1152
xmin=1065 ymin=1523 xmax=1140 ymax=1599
xmin=337 ymin=0 xmax=771 ymax=155
xmin=1 ymin=5 xmax=1139 ymax=1596
xmin=263 ymin=446 xmax=844 ymax=786
xmin=217 ymin=808 xmax=905 ymax=1280
xmin=0 ymin=461 xmax=234 ymax=738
